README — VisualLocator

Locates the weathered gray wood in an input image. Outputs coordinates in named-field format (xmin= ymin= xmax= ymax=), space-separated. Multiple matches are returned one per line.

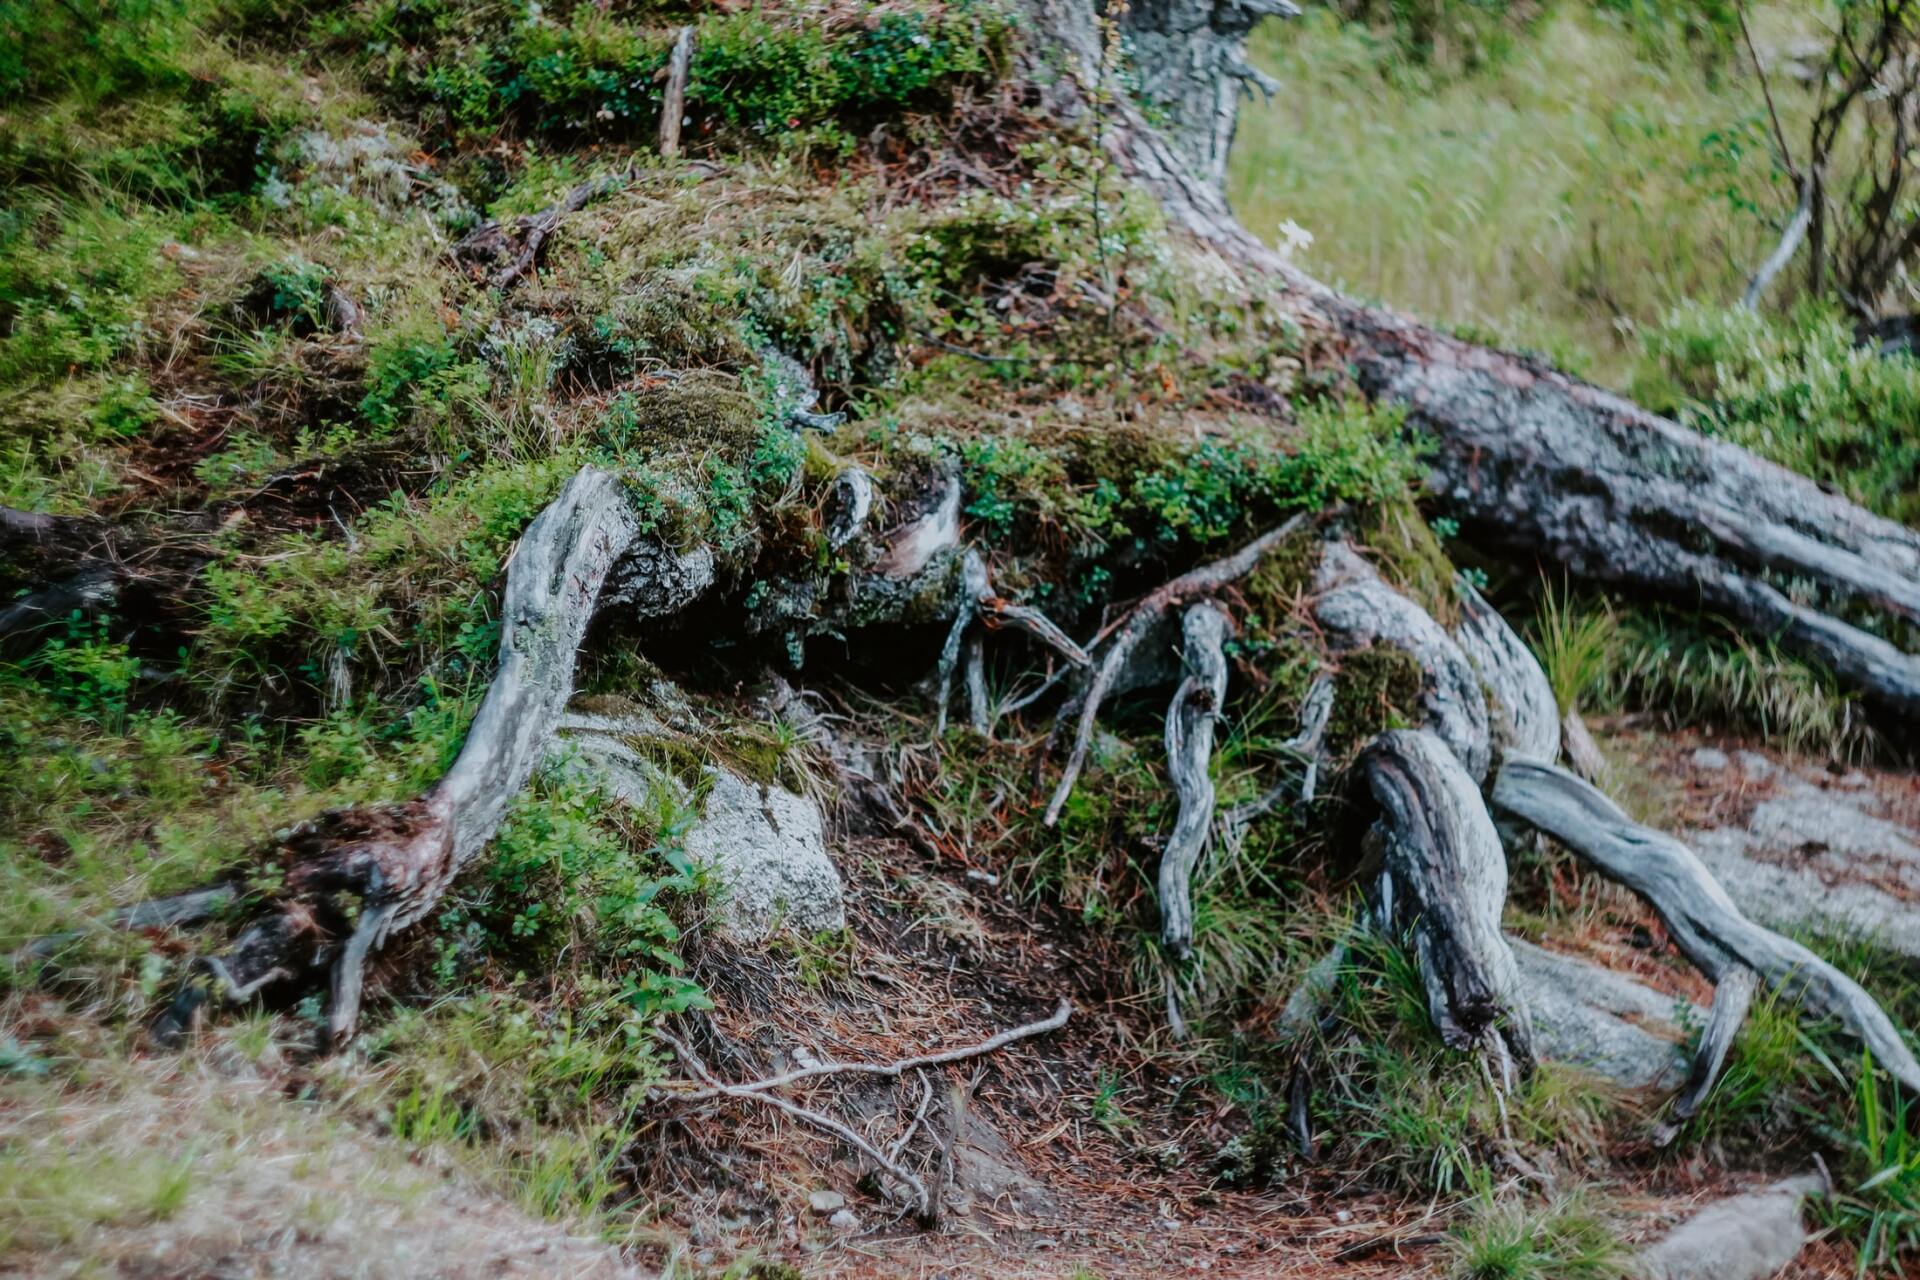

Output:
xmin=159 ymin=467 xmax=645 ymax=1046
xmin=1492 ymin=758 xmax=1920 ymax=1094
xmin=1363 ymin=729 xmax=1534 ymax=1080
xmin=1158 ymin=602 xmax=1231 ymax=962
xmin=1656 ymin=965 xmax=1758 ymax=1146
xmin=1314 ymin=542 xmax=1491 ymax=781
xmin=1449 ymin=576 xmax=1558 ymax=766
xmin=1043 ymin=512 xmax=1312 ymax=824
xmin=659 ymin=25 xmax=693 ymax=159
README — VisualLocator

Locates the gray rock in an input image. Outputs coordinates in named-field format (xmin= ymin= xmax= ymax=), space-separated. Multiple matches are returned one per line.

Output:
xmin=826 ymin=1208 xmax=860 ymax=1232
xmin=807 ymin=1190 xmax=844 ymax=1215
xmin=684 ymin=768 xmax=844 ymax=941
xmin=550 ymin=704 xmax=844 ymax=942
xmin=1686 ymin=761 xmax=1920 ymax=957
xmin=1636 ymin=1173 xmax=1825 ymax=1280
xmin=1511 ymin=939 xmax=1694 ymax=1090
xmin=1688 ymin=747 xmax=1729 ymax=771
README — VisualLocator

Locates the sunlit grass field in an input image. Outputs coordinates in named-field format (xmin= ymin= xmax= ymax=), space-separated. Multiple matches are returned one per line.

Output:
xmin=1229 ymin=5 xmax=1817 ymax=386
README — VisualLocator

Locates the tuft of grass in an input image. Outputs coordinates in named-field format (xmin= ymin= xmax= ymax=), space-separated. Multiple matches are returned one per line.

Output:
xmin=1528 ymin=579 xmax=1617 ymax=715
xmin=1444 ymin=1194 xmax=1628 ymax=1280
xmin=1606 ymin=608 xmax=1873 ymax=759
xmin=1818 ymin=1056 xmax=1920 ymax=1277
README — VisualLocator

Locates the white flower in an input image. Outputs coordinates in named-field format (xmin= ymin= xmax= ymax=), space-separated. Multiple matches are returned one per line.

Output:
xmin=1276 ymin=218 xmax=1314 ymax=261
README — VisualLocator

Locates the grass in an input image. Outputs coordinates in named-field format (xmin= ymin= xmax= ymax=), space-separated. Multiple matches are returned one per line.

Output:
xmin=1230 ymin=4 xmax=1809 ymax=386
xmin=1444 ymin=1195 xmax=1627 ymax=1280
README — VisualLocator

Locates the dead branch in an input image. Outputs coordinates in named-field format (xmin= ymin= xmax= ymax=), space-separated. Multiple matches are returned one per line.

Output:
xmin=659 ymin=25 xmax=694 ymax=159
xmin=670 ymin=997 xmax=1072 ymax=1098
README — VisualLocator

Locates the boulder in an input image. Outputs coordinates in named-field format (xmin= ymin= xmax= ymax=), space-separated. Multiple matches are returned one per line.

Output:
xmin=1636 ymin=1173 xmax=1825 ymax=1280
xmin=682 ymin=768 xmax=844 ymax=941
xmin=1511 ymin=940 xmax=1694 ymax=1090
xmin=550 ymin=704 xmax=845 ymax=942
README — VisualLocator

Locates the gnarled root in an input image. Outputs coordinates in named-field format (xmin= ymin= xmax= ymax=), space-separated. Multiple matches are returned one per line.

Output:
xmin=156 ymin=467 xmax=645 ymax=1048
xmin=1313 ymin=541 xmax=1490 ymax=779
xmin=932 ymin=548 xmax=1088 ymax=737
xmin=1491 ymin=759 xmax=1920 ymax=1095
xmin=1157 ymin=601 xmax=1231 ymax=963
xmin=1044 ymin=511 xmax=1313 ymax=824
xmin=1361 ymin=729 xmax=1534 ymax=1083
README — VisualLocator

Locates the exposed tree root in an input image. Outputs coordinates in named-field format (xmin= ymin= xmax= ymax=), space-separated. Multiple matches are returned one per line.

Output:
xmin=1492 ymin=759 xmax=1920 ymax=1095
xmin=1449 ymin=577 xmax=1558 ymax=766
xmin=155 ymin=467 xmax=643 ymax=1047
xmin=1157 ymin=602 xmax=1232 ymax=962
xmin=1361 ymin=729 xmax=1534 ymax=1081
xmin=658 ymin=999 xmax=1072 ymax=1223
xmin=933 ymin=549 xmax=1088 ymax=736
xmin=451 ymin=173 xmax=628 ymax=292
xmin=1313 ymin=541 xmax=1491 ymax=780
xmin=1655 ymin=965 xmax=1757 ymax=1147
xmin=1043 ymin=511 xmax=1314 ymax=825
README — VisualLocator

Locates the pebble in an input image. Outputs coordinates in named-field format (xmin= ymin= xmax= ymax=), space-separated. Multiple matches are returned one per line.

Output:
xmin=808 ymin=1190 xmax=845 ymax=1214
xmin=828 ymin=1209 xmax=860 ymax=1232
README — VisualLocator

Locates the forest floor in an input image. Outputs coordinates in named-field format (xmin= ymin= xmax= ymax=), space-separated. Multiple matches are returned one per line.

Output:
xmin=4 ymin=717 xmax=1894 ymax=1279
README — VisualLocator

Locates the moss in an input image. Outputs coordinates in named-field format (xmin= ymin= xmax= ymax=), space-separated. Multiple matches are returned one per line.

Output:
xmin=1354 ymin=495 xmax=1458 ymax=624
xmin=1324 ymin=644 xmax=1424 ymax=762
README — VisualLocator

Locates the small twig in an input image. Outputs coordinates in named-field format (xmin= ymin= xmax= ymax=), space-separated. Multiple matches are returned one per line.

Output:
xmin=1044 ymin=511 xmax=1316 ymax=825
xmin=1737 ymin=0 xmax=1799 ymax=183
xmin=887 ymin=1073 xmax=938 ymax=1162
xmin=669 ymin=998 xmax=1072 ymax=1099
xmin=658 ymin=1028 xmax=932 ymax=1217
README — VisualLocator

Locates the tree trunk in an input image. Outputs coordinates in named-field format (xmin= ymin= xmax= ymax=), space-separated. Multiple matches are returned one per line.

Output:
xmin=1033 ymin=0 xmax=1920 ymax=724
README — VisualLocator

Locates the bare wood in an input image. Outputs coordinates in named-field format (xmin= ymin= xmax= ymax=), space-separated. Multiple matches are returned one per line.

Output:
xmin=1157 ymin=601 xmax=1231 ymax=962
xmin=1560 ymin=710 xmax=1607 ymax=782
xmin=157 ymin=467 xmax=646 ymax=1046
xmin=1655 ymin=965 xmax=1758 ymax=1146
xmin=659 ymin=25 xmax=694 ymax=159
xmin=1363 ymin=729 xmax=1534 ymax=1080
xmin=1449 ymin=576 xmax=1558 ymax=765
xmin=1742 ymin=177 xmax=1814 ymax=310
xmin=1492 ymin=758 xmax=1920 ymax=1094
xmin=1044 ymin=511 xmax=1313 ymax=825
xmin=1314 ymin=542 xmax=1491 ymax=780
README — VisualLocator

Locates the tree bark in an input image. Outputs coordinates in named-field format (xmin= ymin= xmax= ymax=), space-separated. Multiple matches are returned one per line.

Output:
xmin=1030 ymin=0 xmax=1920 ymax=724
